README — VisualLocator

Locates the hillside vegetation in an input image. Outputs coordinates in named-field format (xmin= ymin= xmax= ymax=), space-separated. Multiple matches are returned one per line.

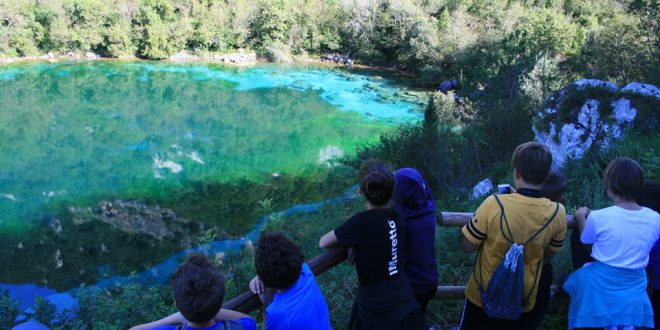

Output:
xmin=1 ymin=0 xmax=659 ymax=329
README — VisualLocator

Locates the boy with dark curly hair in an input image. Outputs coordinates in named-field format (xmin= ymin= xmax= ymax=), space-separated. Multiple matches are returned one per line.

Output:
xmin=249 ymin=231 xmax=331 ymax=330
xmin=130 ymin=253 xmax=255 ymax=330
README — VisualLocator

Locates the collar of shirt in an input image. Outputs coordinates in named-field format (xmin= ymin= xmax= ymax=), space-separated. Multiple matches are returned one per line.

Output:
xmin=516 ymin=188 xmax=544 ymax=198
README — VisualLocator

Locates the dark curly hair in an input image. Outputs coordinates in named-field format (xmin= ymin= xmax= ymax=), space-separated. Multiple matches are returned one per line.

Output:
xmin=359 ymin=159 xmax=394 ymax=206
xmin=255 ymin=231 xmax=304 ymax=290
xmin=171 ymin=253 xmax=225 ymax=323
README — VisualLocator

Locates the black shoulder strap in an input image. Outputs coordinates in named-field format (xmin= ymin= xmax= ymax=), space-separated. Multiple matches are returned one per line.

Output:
xmin=493 ymin=194 xmax=515 ymax=243
xmin=523 ymin=202 xmax=560 ymax=246
xmin=521 ymin=202 xmax=560 ymax=306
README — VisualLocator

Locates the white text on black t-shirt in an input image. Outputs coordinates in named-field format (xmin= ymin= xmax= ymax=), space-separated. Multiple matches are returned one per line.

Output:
xmin=388 ymin=219 xmax=399 ymax=276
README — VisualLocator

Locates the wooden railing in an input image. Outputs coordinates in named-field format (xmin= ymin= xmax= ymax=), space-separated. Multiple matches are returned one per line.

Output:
xmin=224 ymin=212 xmax=576 ymax=313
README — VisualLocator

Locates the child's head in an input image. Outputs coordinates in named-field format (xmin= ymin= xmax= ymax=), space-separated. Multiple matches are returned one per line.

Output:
xmin=603 ymin=157 xmax=644 ymax=202
xmin=172 ymin=253 xmax=225 ymax=323
xmin=255 ymin=231 xmax=304 ymax=290
xmin=359 ymin=159 xmax=394 ymax=206
xmin=639 ymin=182 xmax=659 ymax=212
xmin=393 ymin=168 xmax=433 ymax=210
xmin=541 ymin=171 xmax=566 ymax=203
xmin=511 ymin=142 xmax=552 ymax=186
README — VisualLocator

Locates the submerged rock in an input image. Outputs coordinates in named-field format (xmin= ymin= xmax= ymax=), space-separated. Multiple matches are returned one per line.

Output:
xmin=0 ymin=193 xmax=18 ymax=202
xmin=186 ymin=151 xmax=205 ymax=164
xmin=69 ymin=199 xmax=196 ymax=240
xmin=153 ymin=155 xmax=183 ymax=175
xmin=318 ymin=146 xmax=345 ymax=166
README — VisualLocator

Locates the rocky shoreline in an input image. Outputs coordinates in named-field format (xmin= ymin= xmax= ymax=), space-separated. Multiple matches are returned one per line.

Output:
xmin=0 ymin=50 xmax=339 ymax=66
xmin=0 ymin=50 xmax=416 ymax=77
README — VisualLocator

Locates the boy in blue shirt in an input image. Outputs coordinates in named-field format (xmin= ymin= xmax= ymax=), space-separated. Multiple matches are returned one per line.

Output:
xmin=249 ymin=232 xmax=332 ymax=329
xmin=130 ymin=253 xmax=255 ymax=330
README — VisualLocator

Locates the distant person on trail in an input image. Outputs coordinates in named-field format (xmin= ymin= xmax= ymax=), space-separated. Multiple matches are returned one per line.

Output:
xmin=640 ymin=182 xmax=660 ymax=329
xmin=564 ymin=158 xmax=660 ymax=329
xmin=460 ymin=142 xmax=567 ymax=329
xmin=129 ymin=253 xmax=255 ymax=330
xmin=527 ymin=171 xmax=567 ymax=329
xmin=393 ymin=168 xmax=438 ymax=312
xmin=319 ymin=159 xmax=426 ymax=329
xmin=248 ymin=231 xmax=332 ymax=330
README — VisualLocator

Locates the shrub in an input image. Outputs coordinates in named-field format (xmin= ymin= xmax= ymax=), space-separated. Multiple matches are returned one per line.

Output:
xmin=0 ymin=290 xmax=19 ymax=329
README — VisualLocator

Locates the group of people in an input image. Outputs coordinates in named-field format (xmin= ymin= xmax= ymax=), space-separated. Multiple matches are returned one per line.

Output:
xmin=128 ymin=141 xmax=659 ymax=330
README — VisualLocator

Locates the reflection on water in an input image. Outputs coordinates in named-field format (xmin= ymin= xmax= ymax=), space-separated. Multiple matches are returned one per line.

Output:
xmin=0 ymin=61 xmax=420 ymax=303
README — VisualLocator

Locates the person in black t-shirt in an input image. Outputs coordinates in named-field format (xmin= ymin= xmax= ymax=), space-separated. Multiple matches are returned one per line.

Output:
xmin=319 ymin=159 xmax=426 ymax=330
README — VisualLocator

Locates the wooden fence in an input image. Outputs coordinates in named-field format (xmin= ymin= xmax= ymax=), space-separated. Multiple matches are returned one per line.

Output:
xmin=223 ymin=212 xmax=576 ymax=313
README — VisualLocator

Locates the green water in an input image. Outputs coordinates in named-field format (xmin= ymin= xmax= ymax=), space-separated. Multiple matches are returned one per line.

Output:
xmin=0 ymin=61 xmax=421 ymax=289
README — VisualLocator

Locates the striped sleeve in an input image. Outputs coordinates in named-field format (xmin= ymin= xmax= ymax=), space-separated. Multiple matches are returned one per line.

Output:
xmin=548 ymin=205 xmax=567 ymax=252
xmin=462 ymin=197 xmax=491 ymax=245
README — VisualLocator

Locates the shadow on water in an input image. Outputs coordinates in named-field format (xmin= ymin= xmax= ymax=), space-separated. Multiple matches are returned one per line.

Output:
xmin=0 ymin=167 xmax=356 ymax=292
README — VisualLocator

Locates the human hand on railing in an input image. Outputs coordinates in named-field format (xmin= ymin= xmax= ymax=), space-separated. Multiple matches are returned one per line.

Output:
xmin=574 ymin=207 xmax=591 ymax=233
xmin=249 ymin=276 xmax=266 ymax=294
xmin=129 ymin=312 xmax=186 ymax=330
xmin=575 ymin=207 xmax=590 ymax=221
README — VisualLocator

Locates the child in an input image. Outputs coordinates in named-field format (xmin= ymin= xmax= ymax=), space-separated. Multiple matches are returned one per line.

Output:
xmin=248 ymin=231 xmax=331 ymax=330
xmin=319 ymin=159 xmax=426 ymax=329
xmin=640 ymin=182 xmax=660 ymax=329
xmin=528 ymin=171 xmax=567 ymax=328
xmin=564 ymin=158 xmax=660 ymax=329
xmin=460 ymin=142 xmax=567 ymax=329
xmin=393 ymin=168 xmax=438 ymax=312
xmin=129 ymin=253 xmax=255 ymax=330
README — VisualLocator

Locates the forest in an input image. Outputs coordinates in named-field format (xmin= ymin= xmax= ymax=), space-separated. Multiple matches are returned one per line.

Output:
xmin=1 ymin=0 xmax=659 ymax=329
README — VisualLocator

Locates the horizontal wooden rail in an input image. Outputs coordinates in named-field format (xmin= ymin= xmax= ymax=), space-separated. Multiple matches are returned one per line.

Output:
xmin=223 ymin=211 xmax=575 ymax=313
xmin=437 ymin=212 xmax=576 ymax=229
xmin=434 ymin=285 xmax=560 ymax=300
xmin=223 ymin=248 xmax=348 ymax=313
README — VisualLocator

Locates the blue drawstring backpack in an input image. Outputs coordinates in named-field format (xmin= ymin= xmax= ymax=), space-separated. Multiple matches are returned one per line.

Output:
xmin=473 ymin=194 xmax=559 ymax=320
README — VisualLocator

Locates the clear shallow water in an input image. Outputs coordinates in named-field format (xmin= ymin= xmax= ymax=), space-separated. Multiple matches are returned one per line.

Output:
xmin=0 ymin=61 xmax=420 ymax=306
xmin=0 ymin=61 xmax=421 ymax=230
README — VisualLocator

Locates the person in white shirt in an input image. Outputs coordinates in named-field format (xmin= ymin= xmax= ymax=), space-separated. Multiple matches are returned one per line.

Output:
xmin=564 ymin=157 xmax=660 ymax=330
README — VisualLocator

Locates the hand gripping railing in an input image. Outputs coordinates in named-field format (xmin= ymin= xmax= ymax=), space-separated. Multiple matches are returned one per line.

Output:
xmin=223 ymin=213 xmax=576 ymax=313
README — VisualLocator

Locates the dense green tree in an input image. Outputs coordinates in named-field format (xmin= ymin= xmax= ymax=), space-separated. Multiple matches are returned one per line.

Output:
xmin=0 ymin=1 xmax=39 ymax=56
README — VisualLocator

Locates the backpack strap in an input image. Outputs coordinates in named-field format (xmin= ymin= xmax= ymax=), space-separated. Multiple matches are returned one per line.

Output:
xmin=493 ymin=194 xmax=515 ymax=244
xmin=474 ymin=194 xmax=512 ymax=291
xmin=521 ymin=202 xmax=560 ymax=306
xmin=523 ymin=202 xmax=560 ymax=246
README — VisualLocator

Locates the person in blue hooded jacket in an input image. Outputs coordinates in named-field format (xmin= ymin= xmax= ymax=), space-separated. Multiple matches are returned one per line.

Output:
xmin=393 ymin=168 xmax=439 ymax=311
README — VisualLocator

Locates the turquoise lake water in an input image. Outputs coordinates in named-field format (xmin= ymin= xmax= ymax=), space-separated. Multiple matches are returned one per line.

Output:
xmin=0 ymin=61 xmax=422 ymax=297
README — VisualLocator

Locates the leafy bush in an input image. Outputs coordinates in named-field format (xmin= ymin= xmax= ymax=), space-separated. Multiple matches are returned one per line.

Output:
xmin=0 ymin=289 xmax=19 ymax=329
xmin=74 ymin=284 xmax=176 ymax=329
